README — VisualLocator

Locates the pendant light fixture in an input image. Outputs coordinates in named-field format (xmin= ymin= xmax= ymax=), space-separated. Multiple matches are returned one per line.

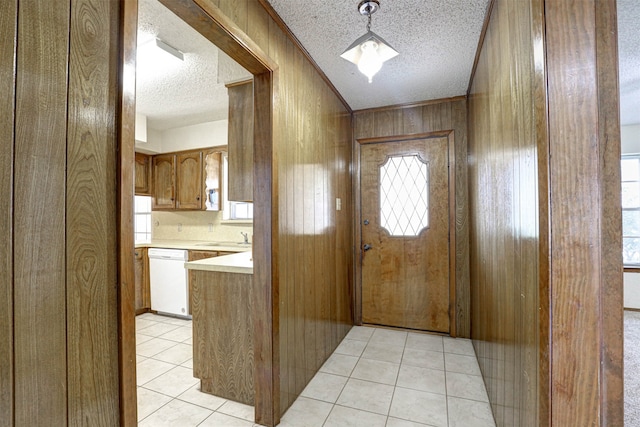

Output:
xmin=340 ymin=0 xmax=398 ymax=83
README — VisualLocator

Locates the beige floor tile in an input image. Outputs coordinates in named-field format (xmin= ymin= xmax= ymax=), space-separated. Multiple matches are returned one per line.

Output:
xmin=136 ymin=333 xmax=155 ymax=345
xmin=323 ymin=405 xmax=386 ymax=427
xmin=401 ymin=348 xmax=445 ymax=370
xmin=406 ymin=333 xmax=444 ymax=352
xmin=361 ymin=342 xmax=404 ymax=364
xmin=445 ymin=353 xmax=482 ymax=376
xmin=396 ymin=365 xmax=446 ymax=395
xmin=177 ymin=383 xmax=227 ymax=411
xmin=137 ymin=312 xmax=159 ymax=320
xmin=217 ymin=400 xmax=255 ymax=422
xmin=138 ymin=398 xmax=211 ymax=427
xmin=335 ymin=339 xmax=367 ymax=357
xmin=159 ymin=316 xmax=192 ymax=326
xmin=143 ymin=366 xmax=199 ymax=397
xmin=152 ymin=343 xmax=192 ymax=365
xmin=336 ymin=378 xmax=394 ymax=415
xmin=136 ymin=358 xmax=175 ymax=386
xmin=448 ymin=396 xmax=496 ymax=427
xmin=345 ymin=326 xmax=375 ymax=342
xmin=182 ymin=358 xmax=193 ymax=369
xmin=351 ymin=358 xmax=399 ymax=385
xmin=446 ymin=372 xmax=489 ymax=402
xmin=136 ymin=318 xmax=159 ymax=330
xmin=279 ymin=396 xmax=333 ymax=427
xmin=137 ymin=387 xmax=172 ymax=421
xmin=137 ymin=322 xmax=182 ymax=338
xmin=137 ymin=337 xmax=179 ymax=358
xmin=300 ymin=372 xmax=348 ymax=403
xmin=136 ymin=354 xmax=148 ymax=364
xmin=320 ymin=353 xmax=359 ymax=377
xmin=369 ymin=328 xmax=407 ymax=347
xmin=389 ymin=387 xmax=448 ymax=427
xmin=443 ymin=337 xmax=475 ymax=356
xmin=159 ymin=325 xmax=192 ymax=342
xmin=386 ymin=417 xmax=430 ymax=426
xmin=200 ymin=412 xmax=254 ymax=426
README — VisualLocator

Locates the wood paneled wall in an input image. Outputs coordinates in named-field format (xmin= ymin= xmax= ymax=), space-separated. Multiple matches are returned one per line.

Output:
xmin=1 ymin=0 xmax=123 ymax=425
xmin=353 ymin=98 xmax=470 ymax=338
xmin=468 ymin=0 xmax=623 ymax=425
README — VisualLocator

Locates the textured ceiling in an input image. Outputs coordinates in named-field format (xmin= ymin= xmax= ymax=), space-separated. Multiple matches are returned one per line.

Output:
xmin=136 ymin=0 xmax=250 ymax=131
xmin=618 ymin=0 xmax=640 ymax=125
xmin=267 ymin=0 xmax=490 ymax=110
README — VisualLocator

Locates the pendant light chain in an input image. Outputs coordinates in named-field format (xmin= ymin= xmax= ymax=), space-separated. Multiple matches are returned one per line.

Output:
xmin=367 ymin=12 xmax=372 ymax=32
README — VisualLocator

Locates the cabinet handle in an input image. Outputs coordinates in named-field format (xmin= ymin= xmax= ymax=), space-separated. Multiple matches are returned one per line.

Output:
xmin=196 ymin=196 xmax=200 ymax=201
xmin=135 ymin=251 xmax=139 ymax=256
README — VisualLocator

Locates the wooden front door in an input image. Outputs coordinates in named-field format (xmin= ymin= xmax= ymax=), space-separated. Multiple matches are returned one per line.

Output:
xmin=360 ymin=136 xmax=451 ymax=332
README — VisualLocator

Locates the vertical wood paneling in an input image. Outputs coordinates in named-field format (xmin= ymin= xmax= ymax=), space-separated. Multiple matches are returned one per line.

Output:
xmin=14 ymin=0 xmax=70 ymax=424
xmin=545 ymin=0 xmax=623 ymax=425
xmin=0 ymin=1 xmax=17 ymax=425
xmin=66 ymin=0 xmax=121 ymax=424
xmin=353 ymin=97 xmax=469 ymax=337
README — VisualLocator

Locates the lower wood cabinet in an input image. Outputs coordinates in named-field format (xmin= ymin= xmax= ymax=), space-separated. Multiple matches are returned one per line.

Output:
xmin=134 ymin=248 xmax=150 ymax=314
xmin=188 ymin=250 xmax=218 ymax=315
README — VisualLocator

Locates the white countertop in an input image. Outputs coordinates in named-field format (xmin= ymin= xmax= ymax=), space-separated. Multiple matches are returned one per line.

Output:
xmin=184 ymin=251 xmax=253 ymax=274
xmin=135 ymin=239 xmax=251 ymax=253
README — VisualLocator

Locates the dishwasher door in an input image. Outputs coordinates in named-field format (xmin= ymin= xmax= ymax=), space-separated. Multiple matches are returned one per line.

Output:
xmin=148 ymin=248 xmax=189 ymax=317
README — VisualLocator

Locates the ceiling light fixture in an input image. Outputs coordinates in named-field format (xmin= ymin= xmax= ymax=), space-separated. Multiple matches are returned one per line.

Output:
xmin=340 ymin=0 xmax=398 ymax=83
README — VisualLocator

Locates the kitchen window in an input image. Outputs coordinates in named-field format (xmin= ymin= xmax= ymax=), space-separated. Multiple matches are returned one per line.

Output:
xmin=222 ymin=153 xmax=253 ymax=221
xmin=622 ymin=155 xmax=640 ymax=266
xmin=134 ymin=195 xmax=152 ymax=243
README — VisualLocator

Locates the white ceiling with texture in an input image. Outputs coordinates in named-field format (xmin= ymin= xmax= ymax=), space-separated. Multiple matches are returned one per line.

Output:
xmin=267 ymin=0 xmax=490 ymax=110
xmin=136 ymin=0 xmax=250 ymax=130
xmin=618 ymin=0 xmax=640 ymax=126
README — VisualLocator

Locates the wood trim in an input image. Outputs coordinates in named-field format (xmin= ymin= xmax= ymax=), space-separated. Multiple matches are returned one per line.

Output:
xmin=0 ymin=0 xmax=17 ymax=424
xmin=354 ymin=131 xmax=457 ymax=334
xmin=225 ymin=78 xmax=253 ymax=88
xmin=466 ymin=0 xmax=495 ymax=96
xmin=117 ymin=0 xmax=138 ymax=425
xmin=624 ymin=307 xmax=640 ymax=312
xmin=153 ymin=1 xmax=278 ymax=424
xmin=353 ymin=96 xmax=467 ymax=116
xmin=624 ymin=267 xmax=640 ymax=273
xmin=256 ymin=0 xmax=352 ymax=112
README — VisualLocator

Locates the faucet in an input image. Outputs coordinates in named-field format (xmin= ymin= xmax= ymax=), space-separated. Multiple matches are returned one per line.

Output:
xmin=240 ymin=232 xmax=249 ymax=244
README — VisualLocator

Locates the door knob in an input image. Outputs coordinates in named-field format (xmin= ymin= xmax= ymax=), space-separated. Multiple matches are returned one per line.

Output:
xmin=363 ymin=244 xmax=372 ymax=251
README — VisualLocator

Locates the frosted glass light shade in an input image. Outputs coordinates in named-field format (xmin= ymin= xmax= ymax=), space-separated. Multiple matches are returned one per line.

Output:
xmin=341 ymin=30 xmax=398 ymax=83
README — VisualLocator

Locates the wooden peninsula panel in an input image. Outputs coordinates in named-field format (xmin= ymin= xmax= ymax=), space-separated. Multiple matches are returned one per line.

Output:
xmin=191 ymin=269 xmax=254 ymax=405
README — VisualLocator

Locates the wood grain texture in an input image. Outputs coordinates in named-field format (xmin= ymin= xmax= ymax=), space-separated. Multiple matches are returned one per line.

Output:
xmin=227 ymin=80 xmax=254 ymax=202
xmin=134 ymin=248 xmax=150 ymax=314
xmin=118 ymin=0 xmax=139 ymax=424
xmin=152 ymin=154 xmax=176 ymax=210
xmin=0 ymin=1 xmax=17 ymax=425
xmin=13 ymin=0 xmax=70 ymax=423
xmin=468 ymin=1 xmax=547 ymax=425
xmin=202 ymin=149 xmax=222 ymax=211
xmin=354 ymin=98 xmax=469 ymax=337
xmin=545 ymin=0 xmax=623 ymax=425
xmin=360 ymin=137 xmax=450 ymax=332
xmin=187 ymin=250 xmax=218 ymax=315
xmin=66 ymin=0 xmax=121 ymax=424
xmin=192 ymin=270 xmax=254 ymax=405
xmin=134 ymin=152 xmax=152 ymax=195
xmin=176 ymin=151 xmax=203 ymax=209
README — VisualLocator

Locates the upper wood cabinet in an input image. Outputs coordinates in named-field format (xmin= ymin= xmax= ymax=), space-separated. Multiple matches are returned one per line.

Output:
xmin=152 ymin=154 xmax=176 ymax=210
xmin=203 ymin=149 xmax=222 ymax=211
xmin=226 ymin=80 xmax=253 ymax=202
xmin=134 ymin=153 xmax=152 ymax=196
xmin=176 ymin=151 xmax=203 ymax=210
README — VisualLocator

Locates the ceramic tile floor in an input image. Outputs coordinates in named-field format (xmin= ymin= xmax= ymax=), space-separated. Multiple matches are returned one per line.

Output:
xmin=136 ymin=313 xmax=495 ymax=427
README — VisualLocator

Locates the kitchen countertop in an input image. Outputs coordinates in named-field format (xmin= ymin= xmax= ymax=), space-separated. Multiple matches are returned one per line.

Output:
xmin=184 ymin=251 xmax=253 ymax=274
xmin=135 ymin=239 xmax=251 ymax=253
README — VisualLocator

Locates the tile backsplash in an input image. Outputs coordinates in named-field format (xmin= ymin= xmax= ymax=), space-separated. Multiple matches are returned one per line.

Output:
xmin=152 ymin=210 xmax=253 ymax=242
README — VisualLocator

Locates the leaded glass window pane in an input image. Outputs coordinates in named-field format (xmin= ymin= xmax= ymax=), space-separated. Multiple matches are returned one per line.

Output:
xmin=379 ymin=154 xmax=429 ymax=236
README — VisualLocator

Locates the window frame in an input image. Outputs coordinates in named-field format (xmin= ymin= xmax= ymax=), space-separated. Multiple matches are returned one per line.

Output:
xmin=222 ymin=153 xmax=253 ymax=222
xmin=622 ymin=154 xmax=640 ymax=267
xmin=134 ymin=195 xmax=152 ymax=243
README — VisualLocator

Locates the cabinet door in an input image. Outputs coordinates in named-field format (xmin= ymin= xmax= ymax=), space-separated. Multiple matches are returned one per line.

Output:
xmin=134 ymin=248 xmax=149 ymax=314
xmin=176 ymin=151 xmax=202 ymax=210
xmin=227 ymin=80 xmax=253 ymax=202
xmin=134 ymin=152 xmax=152 ymax=195
xmin=202 ymin=149 xmax=222 ymax=211
xmin=187 ymin=250 xmax=218 ymax=315
xmin=152 ymin=154 xmax=175 ymax=209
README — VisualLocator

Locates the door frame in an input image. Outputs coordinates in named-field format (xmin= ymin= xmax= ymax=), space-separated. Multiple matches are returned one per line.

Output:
xmin=118 ymin=0 xmax=280 ymax=425
xmin=353 ymin=130 xmax=457 ymax=335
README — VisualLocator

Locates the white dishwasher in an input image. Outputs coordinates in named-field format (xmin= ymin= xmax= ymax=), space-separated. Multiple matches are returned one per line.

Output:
xmin=148 ymin=248 xmax=190 ymax=318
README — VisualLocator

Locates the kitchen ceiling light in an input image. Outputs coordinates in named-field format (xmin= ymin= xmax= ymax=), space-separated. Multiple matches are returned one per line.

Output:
xmin=340 ymin=0 xmax=398 ymax=83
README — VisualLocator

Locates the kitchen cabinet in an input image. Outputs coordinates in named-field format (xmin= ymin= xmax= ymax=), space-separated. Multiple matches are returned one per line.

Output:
xmin=152 ymin=154 xmax=176 ymax=210
xmin=226 ymin=79 xmax=253 ymax=202
xmin=135 ymin=152 xmax=152 ymax=195
xmin=202 ymin=149 xmax=222 ymax=211
xmin=188 ymin=250 xmax=218 ymax=315
xmin=134 ymin=248 xmax=150 ymax=314
xmin=176 ymin=151 xmax=203 ymax=209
